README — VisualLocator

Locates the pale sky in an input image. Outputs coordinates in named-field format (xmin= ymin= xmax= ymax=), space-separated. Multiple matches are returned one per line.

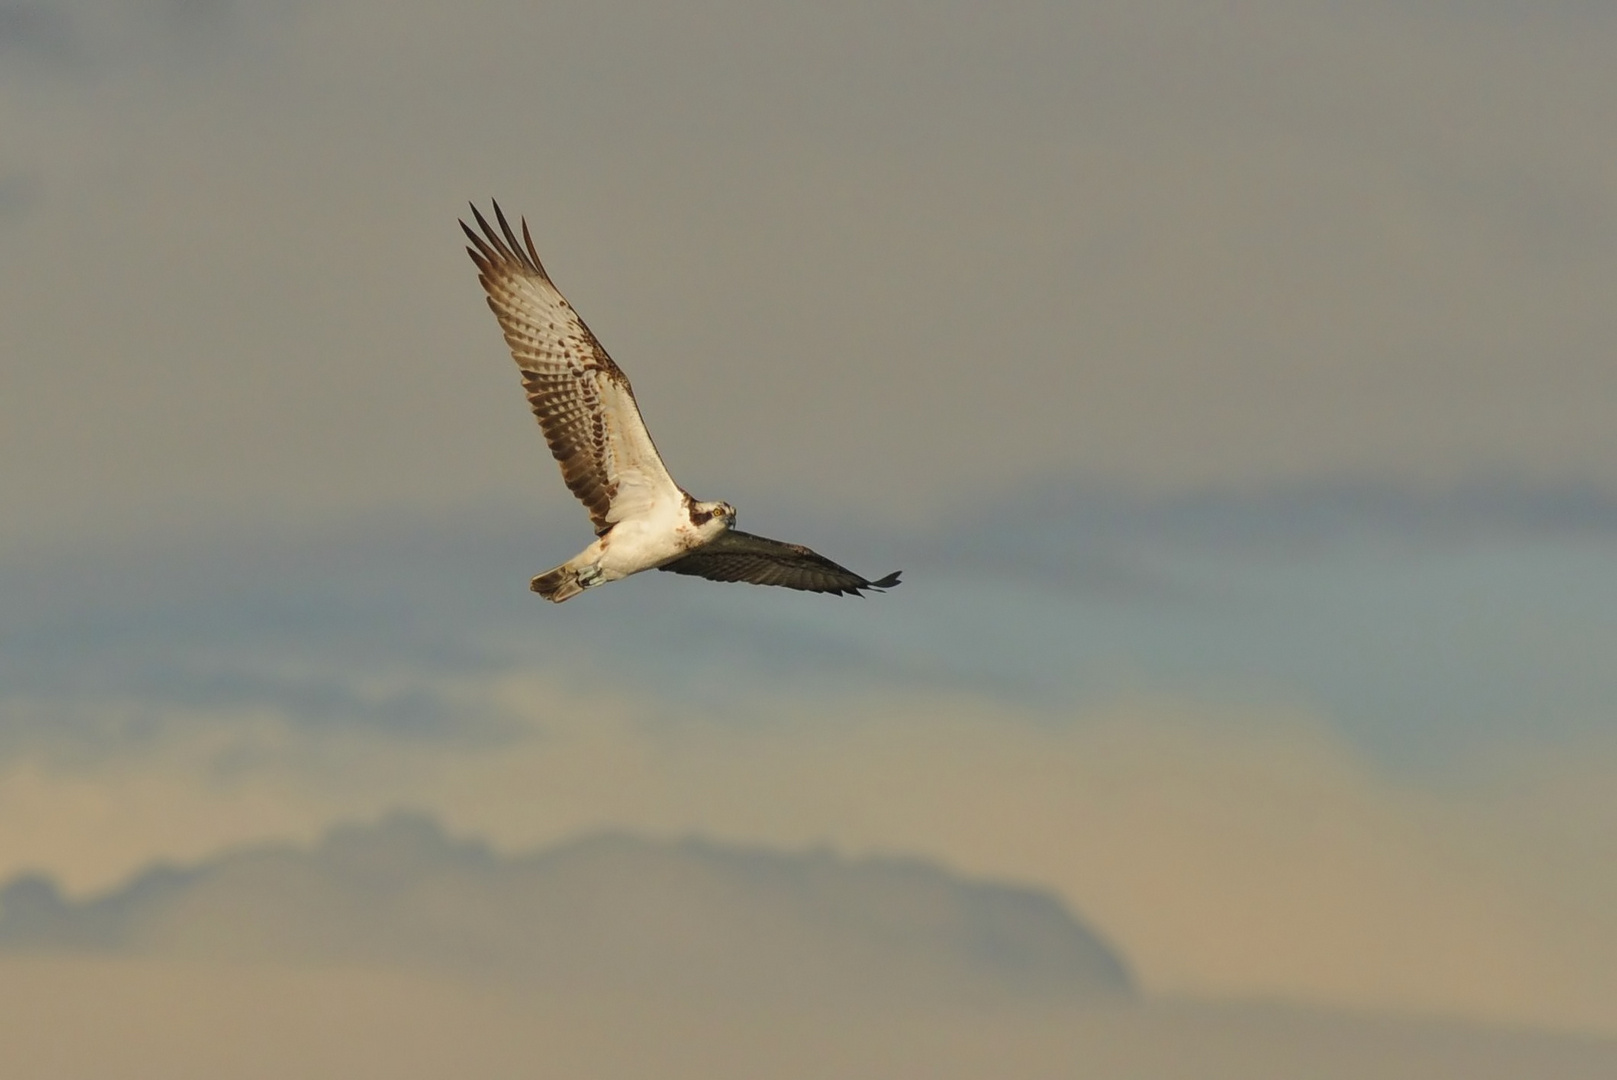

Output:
xmin=3 ymin=0 xmax=1617 ymax=1069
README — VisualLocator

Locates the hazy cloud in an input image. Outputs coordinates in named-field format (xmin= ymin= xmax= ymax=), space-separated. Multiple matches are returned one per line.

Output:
xmin=0 ymin=0 xmax=298 ymax=74
xmin=0 ymin=814 xmax=1131 ymax=1003
xmin=1 ymin=699 xmax=1612 ymax=1034
xmin=6 ymin=481 xmax=1613 ymax=764
xmin=0 ymin=812 xmax=1613 ymax=1079
xmin=0 ymin=4 xmax=71 ymax=60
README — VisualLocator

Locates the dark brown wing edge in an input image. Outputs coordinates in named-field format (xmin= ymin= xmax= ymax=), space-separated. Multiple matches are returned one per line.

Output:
xmin=658 ymin=530 xmax=902 ymax=597
xmin=460 ymin=200 xmax=552 ymax=283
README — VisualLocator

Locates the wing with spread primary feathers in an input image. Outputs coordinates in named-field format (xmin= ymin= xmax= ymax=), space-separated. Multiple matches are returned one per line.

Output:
xmin=462 ymin=202 xmax=681 ymax=533
xmin=659 ymin=530 xmax=902 ymax=596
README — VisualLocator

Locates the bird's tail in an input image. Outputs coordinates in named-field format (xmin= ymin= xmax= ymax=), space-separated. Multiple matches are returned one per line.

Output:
xmin=530 ymin=562 xmax=586 ymax=603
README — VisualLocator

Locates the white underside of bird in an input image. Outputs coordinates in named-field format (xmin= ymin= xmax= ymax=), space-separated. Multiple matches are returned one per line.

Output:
xmin=537 ymin=493 xmax=730 ymax=602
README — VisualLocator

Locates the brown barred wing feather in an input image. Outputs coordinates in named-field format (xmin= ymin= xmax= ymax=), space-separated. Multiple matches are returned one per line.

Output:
xmin=659 ymin=530 xmax=902 ymax=596
xmin=461 ymin=202 xmax=681 ymax=534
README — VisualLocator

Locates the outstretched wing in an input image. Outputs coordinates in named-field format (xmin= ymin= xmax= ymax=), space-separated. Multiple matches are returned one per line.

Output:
xmin=462 ymin=202 xmax=681 ymax=534
xmin=659 ymin=530 xmax=902 ymax=596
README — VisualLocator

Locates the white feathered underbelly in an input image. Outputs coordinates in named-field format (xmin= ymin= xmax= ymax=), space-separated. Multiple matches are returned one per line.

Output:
xmin=597 ymin=507 xmax=709 ymax=579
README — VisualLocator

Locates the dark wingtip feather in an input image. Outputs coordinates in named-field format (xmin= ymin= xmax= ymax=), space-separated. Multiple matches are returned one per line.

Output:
xmin=469 ymin=202 xmax=497 ymax=243
xmin=461 ymin=206 xmax=502 ymax=266
xmin=469 ymin=202 xmax=515 ymax=262
xmin=835 ymin=570 xmax=901 ymax=597
xmin=520 ymin=215 xmax=550 ymax=278
xmin=464 ymin=200 xmax=548 ymax=279
xmin=491 ymin=201 xmax=539 ymax=276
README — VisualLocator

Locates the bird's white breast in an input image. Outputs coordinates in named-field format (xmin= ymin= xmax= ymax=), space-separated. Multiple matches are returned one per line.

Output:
xmin=597 ymin=497 xmax=710 ymax=578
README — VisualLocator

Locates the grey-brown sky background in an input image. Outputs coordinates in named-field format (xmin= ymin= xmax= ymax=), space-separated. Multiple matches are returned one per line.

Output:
xmin=4 ymin=1 xmax=1617 ymax=1074
xmin=8 ymin=1 xmax=1617 ymax=543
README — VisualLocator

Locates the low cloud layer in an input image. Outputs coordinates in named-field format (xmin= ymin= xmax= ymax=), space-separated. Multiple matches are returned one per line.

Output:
xmin=1 ymin=814 xmax=1613 ymax=1079
xmin=1 ymin=697 xmax=1612 ymax=1035
xmin=0 ymin=814 xmax=1131 ymax=1004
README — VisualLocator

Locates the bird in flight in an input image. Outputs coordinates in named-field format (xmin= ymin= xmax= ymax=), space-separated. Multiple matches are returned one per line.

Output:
xmin=461 ymin=202 xmax=901 ymax=603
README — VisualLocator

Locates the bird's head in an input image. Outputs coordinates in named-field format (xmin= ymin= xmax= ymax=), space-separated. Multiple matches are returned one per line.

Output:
xmin=687 ymin=499 xmax=736 ymax=535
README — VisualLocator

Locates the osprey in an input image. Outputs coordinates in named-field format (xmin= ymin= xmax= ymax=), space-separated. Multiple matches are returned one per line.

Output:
xmin=461 ymin=202 xmax=901 ymax=603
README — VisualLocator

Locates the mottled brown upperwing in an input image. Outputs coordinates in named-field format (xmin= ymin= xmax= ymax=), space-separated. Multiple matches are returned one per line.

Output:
xmin=461 ymin=202 xmax=640 ymax=534
xmin=659 ymin=529 xmax=902 ymax=596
